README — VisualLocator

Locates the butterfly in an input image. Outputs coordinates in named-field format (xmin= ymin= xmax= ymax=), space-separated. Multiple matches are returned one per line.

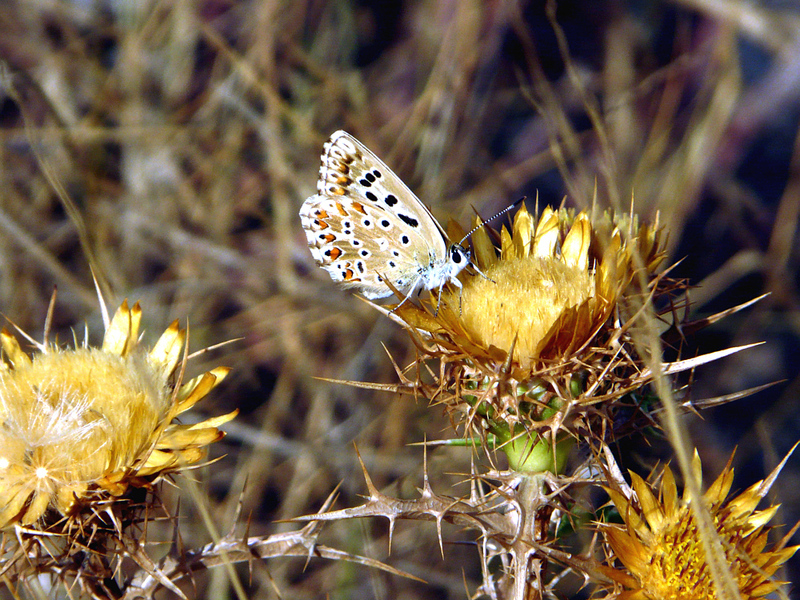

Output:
xmin=299 ymin=130 xmax=478 ymax=310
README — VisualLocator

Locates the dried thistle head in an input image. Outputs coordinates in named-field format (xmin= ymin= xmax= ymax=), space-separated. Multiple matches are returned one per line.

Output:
xmin=0 ymin=298 xmax=236 ymax=592
xmin=600 ymin=453 xmax=798 ymax=600
xmin=389 ymin=204 xmax=671 ymax=471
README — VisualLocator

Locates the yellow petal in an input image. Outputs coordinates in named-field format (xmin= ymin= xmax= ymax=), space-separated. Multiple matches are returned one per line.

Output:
xmin=188 ymin=409 xmax=238 ymax=430
xmin=176 ymin=367 xmax=231 ymax=412
xmin=562 ymin=213 xmax=591 ymax=270
xmin=471 ymin=216 xmax=497 ymax=269
xmin=21 ymin=491 xmax=52 ymax=525
xmin=630 ymin=471 xmax=664 ymax=532
xmin=149 ymin=320 xmax=185 ymax=374
xmin=102 ymin=300 xmax=134 ymax=356
xmin=500 ymin=225 xmax=515 ymax=260
xmin=531 ymin=207 xmax=558 ymax=258
xmin=511 ymin=203 xmax=533 ymax=258
xmin=660 ymin=466 xmax=678 ymax=515
xmin=158 ymin=426 xmax=224 ymax=449
xmin=1 ymin=329 xmax=31 ymax=369
xmin=0 ymin=484 xmax=33 ymax=527
xmin=605 ymin=527 xmax=649 ymax=573
xmin=705 ymin=463 xmax=735 ymax=506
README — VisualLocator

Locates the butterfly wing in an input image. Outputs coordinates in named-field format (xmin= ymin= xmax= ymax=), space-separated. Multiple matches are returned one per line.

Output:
xmin=300 ymin=131 xmax=448 ymax=299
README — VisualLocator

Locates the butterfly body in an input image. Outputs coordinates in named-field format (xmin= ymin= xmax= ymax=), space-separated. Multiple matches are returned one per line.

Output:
xmin=300 ymin=130 xmax=469 ymax=302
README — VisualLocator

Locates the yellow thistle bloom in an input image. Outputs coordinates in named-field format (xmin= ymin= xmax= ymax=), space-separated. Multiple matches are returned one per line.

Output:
xmin=389 ymin=204 xmax=668 ymax=470
xmin=602 ymin=454 xmax=798 ymax=600
xmin=399 ymin=204 xmax=665 ymax=371
xmin=0 ymin=300 xmax=236 ymax=528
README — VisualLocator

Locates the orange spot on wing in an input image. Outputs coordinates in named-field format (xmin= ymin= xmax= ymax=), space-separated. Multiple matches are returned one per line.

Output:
xmin=343 ymin=269 xmax=360 ymax=282
xmin=328 ymin=247 xmax=342 ymax=260
xmin=334 ymin=202 xmax=348 ymax=216
xmin=314 ymin=219 xmax=329 ymax=230
xmin=351 ymin=202 xmax=367 ymax=214
xmin=322 ymin=233 xmax=335 ymax=243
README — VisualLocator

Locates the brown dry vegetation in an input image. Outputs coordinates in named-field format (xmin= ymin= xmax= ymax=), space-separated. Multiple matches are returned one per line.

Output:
xmin=0 ymin=1 xmax=799 ymax=598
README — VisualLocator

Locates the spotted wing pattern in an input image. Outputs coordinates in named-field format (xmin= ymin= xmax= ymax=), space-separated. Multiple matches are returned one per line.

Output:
xmin=300 ymin=131 xmax=449 ymax=299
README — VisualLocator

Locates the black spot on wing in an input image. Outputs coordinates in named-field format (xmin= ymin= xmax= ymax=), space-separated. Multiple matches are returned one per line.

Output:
xmin=398 ymin=214 xmax=419 ymax=228
xmin=385 ymin=194 xmax=398 ymax=207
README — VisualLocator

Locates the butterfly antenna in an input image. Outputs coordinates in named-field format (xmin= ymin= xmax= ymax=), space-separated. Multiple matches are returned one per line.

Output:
xmin=457 ymin=197 xmax=526 ymax=246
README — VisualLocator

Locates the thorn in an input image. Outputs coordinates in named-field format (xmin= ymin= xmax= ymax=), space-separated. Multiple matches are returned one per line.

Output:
xmin=92 ymin=270 xmax=110 ymax=330
xmin=422 ymin=439 xmax=434 ymax=497
xmin=387 ymin=516 xmax=396 ymax=553
xmin=354 ymin=443 xmax=381 ymax=499
xmin=43 ymin=287 xmax=57 ymax=346
xmin=435 ymin=511 xmax=446 ymax=560
xmin=469 ymin=458 xmax=481 ymax=505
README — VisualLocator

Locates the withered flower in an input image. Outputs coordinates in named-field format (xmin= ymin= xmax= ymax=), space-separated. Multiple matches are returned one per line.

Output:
xmin=0 ymin=299 xmax=235 ymax=528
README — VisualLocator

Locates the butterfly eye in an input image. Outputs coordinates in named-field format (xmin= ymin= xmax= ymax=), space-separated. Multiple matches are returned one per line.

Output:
xmin=450 ymin=245 xmax=471 ymax=265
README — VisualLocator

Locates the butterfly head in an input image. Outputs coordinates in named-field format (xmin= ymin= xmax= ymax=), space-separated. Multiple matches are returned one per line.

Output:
xmin=449 ymin=240 xmax=496 ymax=290
xmin=450 ymin=243 xmax=469 ymax=267
xmin=432 ymin=243 xmax=469 ymax=283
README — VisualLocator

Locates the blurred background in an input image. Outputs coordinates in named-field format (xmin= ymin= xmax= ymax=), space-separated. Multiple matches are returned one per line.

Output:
xmin=0 ymin=0 xmax=798 ymax=597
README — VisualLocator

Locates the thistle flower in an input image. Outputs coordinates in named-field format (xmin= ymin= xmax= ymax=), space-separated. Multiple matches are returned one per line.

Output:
xmin=601 ymin=454 xmax=798 ymax=600
xmin=389 ymin=204 xmax=670 ymax=471
xmin=0 ymin=299 xmax=236 ymax=529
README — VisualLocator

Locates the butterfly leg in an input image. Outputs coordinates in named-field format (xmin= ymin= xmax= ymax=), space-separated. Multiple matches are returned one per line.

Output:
xmin=388 ymin=279 xmax=423 ymax=314
xmin=434 ymin=286 xmax=442 ymax=317
xmin=470 ymin=262 xmax=495 ymax=284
